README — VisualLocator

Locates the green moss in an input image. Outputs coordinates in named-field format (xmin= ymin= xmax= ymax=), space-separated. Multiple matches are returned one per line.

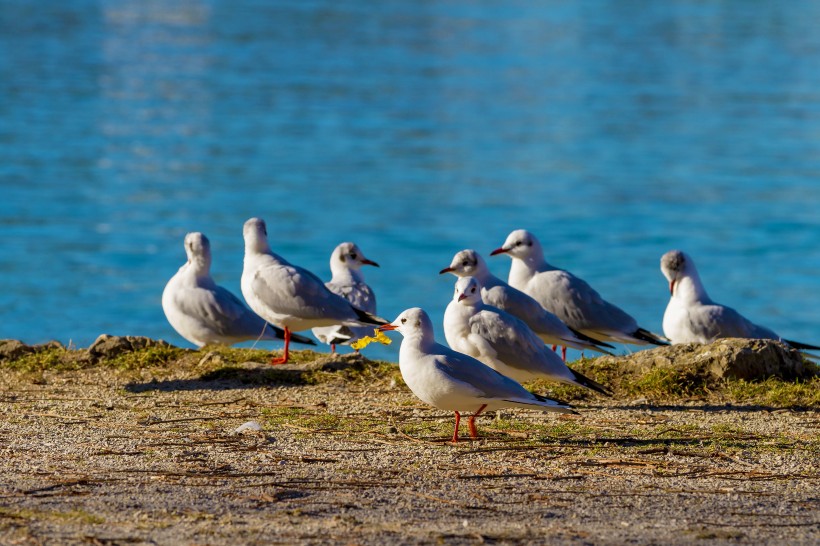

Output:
xmin=627 ymin=366 xmax=714 ymax=398
xmin=3 ymin=346 xmax=80 ymax=373
xmin=107 ymin=345 xmax=189 ymax=370
xmin=564 ymin=355 xmax=820 ymax=408
xmin=0 ymin=506 xmax=104 ymax=525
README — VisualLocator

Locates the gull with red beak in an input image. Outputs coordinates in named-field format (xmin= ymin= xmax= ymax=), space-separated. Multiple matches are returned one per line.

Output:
xmin=661 ymin=249 xmax=820 ymax=351
xmin=440 ymin=249 xmax=613 ymax=359
xmin=491 ymin=229 xmax=667 ymax=347
xmin=241 ymin=218 xmax=386 ymax=364
xmin=443 ymin=277 xmax=610 ymax=395
xmin=312 ymin=242 xmax=381 ymax=352
xmin=378 ymin=307 xmax=576 ymax=443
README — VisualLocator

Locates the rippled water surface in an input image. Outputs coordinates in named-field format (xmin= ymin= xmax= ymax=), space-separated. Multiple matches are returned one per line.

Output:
xmin=2 ymin=1 xmax=820 ymax=361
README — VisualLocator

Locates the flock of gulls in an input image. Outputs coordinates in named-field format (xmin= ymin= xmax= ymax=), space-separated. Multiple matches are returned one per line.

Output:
xmin=162 ymin=218 xmax=819 ymax=442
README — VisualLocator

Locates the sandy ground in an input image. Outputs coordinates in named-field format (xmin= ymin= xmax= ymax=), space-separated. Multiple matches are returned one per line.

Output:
xmin=0 ymin=352 xmax=818 ymax=545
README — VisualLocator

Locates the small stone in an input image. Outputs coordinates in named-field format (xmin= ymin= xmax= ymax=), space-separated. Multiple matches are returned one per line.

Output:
xmin=0 ymin=340 xmax=34 ymax=361
xmin=234 ymin=420 xmax=264 ymax=434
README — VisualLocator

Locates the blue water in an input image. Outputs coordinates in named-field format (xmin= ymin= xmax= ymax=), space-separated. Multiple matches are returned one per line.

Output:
xmin=2 ymin=0 xmax=820 ymax=363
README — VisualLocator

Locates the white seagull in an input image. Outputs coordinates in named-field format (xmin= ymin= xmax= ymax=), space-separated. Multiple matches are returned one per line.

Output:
xmin=443 ymin=277 xmax=610 ymax=395
xmin=440 ymin=249 xmax=613 ymax=359
xmin=491 ymin=229 xmax=667 ymax=347
xmin=312 ymin=242 xmax=380 ymax=352
xmin=661 ymin=249 xmax=820 ymax=351
xmin=241 ymin=218 xmax=384 ymax=364
xmin=162 ymin=232 xmax=314 ymax=348
xmin=378 ymin=308 xmax=576 ymax=443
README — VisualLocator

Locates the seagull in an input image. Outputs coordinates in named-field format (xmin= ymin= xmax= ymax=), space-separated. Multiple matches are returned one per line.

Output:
xmin=378 ymin=307 xmax=576 ymax=443
xmin=161 ymin=232 xmax=314 ymax=348
xmin=440 ymin=249 xmax=613 ymax=359
xmin=491 ymin=229 xmax=667 ymax=347
xmin=311 ymin=242 xmax=380 ymax=352
xmin=443 ymin=277 xmax=610 ymax=395
xmin=241 ymin=218 xmax=385 ymax=364
xmin=661 ymin=249 xmax=820 ymax=351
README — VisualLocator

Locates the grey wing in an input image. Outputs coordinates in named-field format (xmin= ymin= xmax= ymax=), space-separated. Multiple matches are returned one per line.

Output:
xmin=695 ymin=304 xmax=779 ymax=341
xmin=212 ymin=285 xmax=269 ymax=336
xmin=173 ymin=286 xmax=249 ymax=336
xmin=253 ymin=264 xmax=354 ymax=322
xmin=327 ymin=281 xmax=377 ymax=314
xmin=435 ymin=344 xmax=531 ymax=400
xmin=546 ymin=271 xmax=638 ymax=332
xmin=469 ymin=309 xmax=546 ymax=370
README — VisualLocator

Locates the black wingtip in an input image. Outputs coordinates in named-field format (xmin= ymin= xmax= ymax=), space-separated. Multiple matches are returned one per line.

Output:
xmin=568 ymin=367 xmax=612 ymax=397
xmin=783 ymin=338 xmax=820 ymax=351
xmin=289 ymin=332 xmax=316 ymax=346
xmin=532 ymin=392 xmax=572 ymax=407
xmin=633 ymin=328 xmax=670 ymax=346
xmin=266 ymin=325 xmax=316 ymax=346
xmin=352 ymin=306 xmax=389 ymax=326
xmin=568 ymin=327 xmax=615 ymax=349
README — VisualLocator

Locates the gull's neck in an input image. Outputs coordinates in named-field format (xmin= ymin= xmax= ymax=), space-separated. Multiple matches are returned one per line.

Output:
xmin=674 ymin=269 xmax=712 ymax=304
xmin=330 ymin=264 xmax=364 ymax=285
xmin=186 ymin=255 xmax=211 ymax=279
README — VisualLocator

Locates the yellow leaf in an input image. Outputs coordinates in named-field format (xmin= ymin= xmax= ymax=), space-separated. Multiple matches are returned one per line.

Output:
xmin=350 ymin=329 xmax=393 ymax=350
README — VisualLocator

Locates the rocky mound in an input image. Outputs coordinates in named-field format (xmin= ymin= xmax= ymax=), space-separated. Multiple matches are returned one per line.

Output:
xmin=597 ymin=338 xmax=815 ymax=382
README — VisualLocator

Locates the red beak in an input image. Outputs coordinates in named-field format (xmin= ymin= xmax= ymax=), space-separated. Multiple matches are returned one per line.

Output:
xmin=361 ymin=259 xmax=379 ymax=267
xmin=669 ymin=279 xmax=676 ymax=295
xmin=489 ymin=247 xmax=508 ymax=256
xmin=378 ymin=324 xmax=398 ymax=332
xmin=457 ymin=293 xmax=468 ymax=302
xmin=439 ymin=266 xmax=454 ymax=275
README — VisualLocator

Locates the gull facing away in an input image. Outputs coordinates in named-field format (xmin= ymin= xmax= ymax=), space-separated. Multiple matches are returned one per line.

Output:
xmin=312 ymin=242 xmax=380 ymax=352
xmin=661 ymin=250 xmax=820 ymax=351
xmin=378 ymin=308 xmax=576 ymax=443
xmin=491 ymin=229 xmax=667 ymax=347
xmin=443 ymin=277 xmax=610 ymax=395
xmin=241 ymin=218 xmax=385 ymax=364
xmin=162 ymin=232 xmax=314 ymax=348
xmin=440 ymin=249 xmax=613 ymax=358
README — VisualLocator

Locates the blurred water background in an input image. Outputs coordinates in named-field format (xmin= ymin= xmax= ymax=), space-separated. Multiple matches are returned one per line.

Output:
xmin=2 ymin=0 xmax=819 ymax=362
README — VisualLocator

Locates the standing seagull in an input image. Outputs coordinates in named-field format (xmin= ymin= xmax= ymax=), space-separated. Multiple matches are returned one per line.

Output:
xmin=443 ymin=277 xmax=610 ymax=395
xmin=661 ymin=249 xmax=820 ymax=351
xmin=162 ymin=232 xmax=314 ymax=348
xmin=241 ymin=218 xmax=385 ymax=364
xmin=312 ymin=242 xmax=380 ymax=352
xmin=378 ymin=308 xmax=576 ymax=443
xmin=491 ymin=229 xmax=667 ymax=347
xmin=440 ymin=249 xmax=612 ymax=358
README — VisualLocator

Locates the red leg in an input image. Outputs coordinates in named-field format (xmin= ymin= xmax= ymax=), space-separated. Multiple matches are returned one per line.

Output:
xmin=271 ymin=327 xmax=290 ymax=365
xmin=451 ymin=411 xmax=461 ymax=443
xmin=330 ymin=343 xmax=336 ymax=354
xmin=562 ymin=346 xmax=567 ymax=362
xmin=551 ymin=344 xmax=557 ymax=352
xmin=467 ymin=404 xmax=487 ymax=439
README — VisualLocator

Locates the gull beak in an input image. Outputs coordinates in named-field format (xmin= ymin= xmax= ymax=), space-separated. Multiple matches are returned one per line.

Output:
xmin=669 ymin=279 xmax=676 ymax=295
xmin=378 ymin=324 xmax=398 ymax=332
xmin=489 ymin=247 xmax=508 ymax=256
xmin=457 ymin=293 xmax=468 ymax=302
xmin=361 ymin=258 xmax=380 ymax=267
xmin=439 ymin=266 xmax=454 ymax=275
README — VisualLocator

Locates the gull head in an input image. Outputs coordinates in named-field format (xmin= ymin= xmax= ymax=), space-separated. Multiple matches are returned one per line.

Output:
xmin=439 ymin=249 xmax=485 ymax=277
xmin=184 ymin=232 xmax=212 ymax=269
xmin=453 ymin=276 xmax=482 ymax=306
xmin=332 ymin=242 xmax=379 ymax=271
xmin=243 ymin=217 xmax=271 ymax=254
xmin=490 ymin=229 xmax=539 ymax=260
xmin=660 ymin=250 xmax=691 ymax=295
xmin=378 ymin=307 xmax=434 ymax=340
